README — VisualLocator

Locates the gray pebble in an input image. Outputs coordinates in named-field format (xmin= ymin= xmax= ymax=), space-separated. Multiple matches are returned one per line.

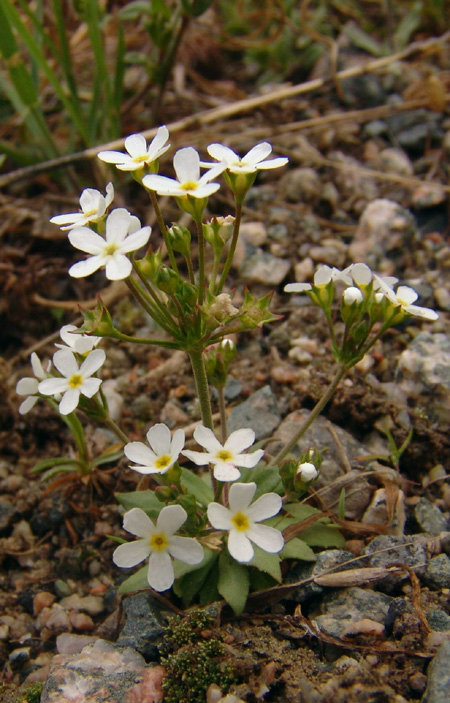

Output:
xmin=424 ymin=554 xmax=450 ymax=591
xmin=421 ymin=640 xmax=450 ymax=703
xmin=414 ymin=498 xmax=449 ymax=536
xmin=227 ymin=385 xmax=281 ymax=441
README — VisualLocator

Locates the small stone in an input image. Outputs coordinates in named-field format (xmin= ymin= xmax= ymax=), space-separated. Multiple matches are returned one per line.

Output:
xmin=434 ymin=287 xmax=450 ymax=312
xmin=378 ymin=148 xmax=413 ymax=176
xmin=117 ymin=593 xmax=170 ymax=661
xmin=9 ymin=646 xmax=31 ymax=667
xmin=56 ymin=633 xmax=97 ymax=655
xmin=397 ymin=332 xmax=450 ymax=423
xmin=0 ymin=499 xmax=17 ymax=533
xmin=54 ymin=580 xmax=72 ymax=598
xmin=60 ymin=594 xmax=104 ymax=616
xmin=281 ymin=167 xmax=321 ymax=203
xmin=227 ymin=385 xmax=281 ymax=441
xmin=239 ymin=248 xmax=290 ymax=285
xmin=412 ymin=184 xmax=446 ymax=209
xmin=315 ymin=587 xmax=393 ymax=638
xmin=363 ymin=535 xmax=428 ymax=592
xmin=421 ymin=640 xmax=450 ymax=703
xmin=362 ymin=488 xmax=406 ymax=537
xmin=33 ymin=592 xmax=56 ymax=615
xmin=69 ymin=612 xmax=95 ymax=632
xmin=101 ymin=379 xmax=123 ymax=422
xmin=293 ymin=257 xmax=314 ymax=282
xmin=309 ymin=244 xmax=345 ymax=267
xmin=160 ymin=399 xmax=189 ymax=427
xmin=267 ymin=223 xmax=288 ymax=241
xmin=36 ymin=604 xmax=71 ymax=633
xmin=408 ymin=671 xmax=427 ymax=693
xmin=424 ymin=554 xmax=450 ymax=590
xmin=239 ymin=221 xmax=267 ymax=246
xmin=414 ymin=498 xmax=449 ymax=535
xmin=284 ymin=549 xmax=356 ymax=603
xmin=427 ymin=609 xmax=450 ymax=632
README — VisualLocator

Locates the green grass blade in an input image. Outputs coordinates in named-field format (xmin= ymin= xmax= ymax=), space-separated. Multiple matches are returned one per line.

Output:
xmin=83 ymin=0 xmax=115 ymax=141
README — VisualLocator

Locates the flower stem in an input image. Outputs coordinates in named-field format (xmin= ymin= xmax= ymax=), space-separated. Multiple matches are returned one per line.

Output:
xmin=195 ymin=219 xmax=206 ymax=305
xmin=215 ymin=202 xmax=242 ymax=294
xmin=188 ymin=350 xmax=213 ymax=430
xmin=102 ymin=417 xmax=129 ymax=444
xmin=148 ymin=190 xmax=179 ymax=274
xmin=217 ymin=385 xmax=227 ymax=444
xmin=271 ymin=363 xmax=349 ymax=465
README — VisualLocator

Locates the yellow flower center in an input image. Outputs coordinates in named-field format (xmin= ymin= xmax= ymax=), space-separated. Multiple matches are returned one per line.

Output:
xmin=103 ymin=242 xmax=119 ymax=256
xmin=215 ymin=449 xmax=233 ymax=462
xmin=133 ymin=154 xmax=149 ymax=163
xmin=149 ymin=532 xmax=169 ymax=551
xmin=68 ymin=373 xmax=83 ymax=389
xmin=155 ymin=455 xmax=172 ymax=470
xmin=180 ymin=181 xmax=198 ymax=191
xmin=231 ymin=511 xmax=250 ymax=532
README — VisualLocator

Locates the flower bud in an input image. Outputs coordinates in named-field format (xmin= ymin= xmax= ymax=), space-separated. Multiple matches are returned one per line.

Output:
xmin=296 ymin=462 xmax=318 ymax=482
xmin=167 ymin=224 xmax=191 ymax=256
xmin=343 ymin=286 xmax=363 ymax=305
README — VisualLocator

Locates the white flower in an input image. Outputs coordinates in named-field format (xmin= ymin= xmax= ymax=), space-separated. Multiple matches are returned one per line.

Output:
xmin=97 ymin=127 xmax=170 ymax=171
xmin=124 ymin=423 xmax=185 ymax=475
xmin=205 ymin=142 xmax=288 ymax=174
xmin=112 ymin=505 xmax=204 ymax=591
xmin=38 ymin=349 xmax=105 ymax=415
xmin=207 ymin=482 xmax=283 ymax=563
xmin=56 ymin=324 xmax=101 ymax=355
xmin=373 ymin=275 xmax=439 ymax=320
xmin=49 ymin=183 xmax=114 ymax=230
xmin=349 ymin=263 xmax=398 ymax=290
xmin=284 ymin=265 xmax=353 ymax=294
xmin=142 ymin=147 xmax=223 ymax=199
xmin=182 ymin=425 xmax=264 ymax=482
xmin=16 ymin=353 xmax=49 ymax=415
xmin=343 ymin=286 xmax=364 ymax=305
xmin=68 ymin=208 xmax=151 ymax=280
xmin=296 ymin=462 xmax=318 ymax=481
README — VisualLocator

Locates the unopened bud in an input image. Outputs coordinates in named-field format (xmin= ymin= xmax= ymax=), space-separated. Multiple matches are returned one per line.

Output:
xmin=343 ymin=286 xmax=363 ymax=305
xmin=296 ymin=462 xmax=318 ymax=481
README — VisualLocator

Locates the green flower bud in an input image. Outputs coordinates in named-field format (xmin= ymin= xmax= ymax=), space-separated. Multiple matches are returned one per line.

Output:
xmin=168 ymin=224 xmax=191 ymax=256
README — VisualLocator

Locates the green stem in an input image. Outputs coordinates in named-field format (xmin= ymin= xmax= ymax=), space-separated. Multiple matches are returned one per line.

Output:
xmin=148 ymin=190 xmax=179 ymax=274
xmin=188 ymin=348 xmax=217 ymax=497
xmin=125 ymin=277 xmax=178 ymax=337
xmin=195 ymin=219 xmax=206 ymax=305
xmin=217 ymin=385 xmax=227 ymax=444
xmin=215 ymin=202 xmax=242 ymax=294
xmin=131 ymin=259 xmax=179 ymax=331
xmin=102 ymin=417 xmax=129 ymax=444
xmin=271 ymin=363 xmax=349 ymax=465
xmin=185 ymin=249 xmax=196 ymax=286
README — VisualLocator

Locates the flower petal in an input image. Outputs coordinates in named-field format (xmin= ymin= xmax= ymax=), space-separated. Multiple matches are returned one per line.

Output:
xmin=97 ymin=150 xmax=129 ymax=164
xmin=123 ymin=507 xmax=154 ymax=537
xmin=147 ymin=551 xmax=174 ymax=591
xmin=38 ymin=377 xmax=69 ymax=396
xmin=181 ymin=449 xmax=211 ymax=466
xmin=16 ymin=378 xmax=38 ymax=395
xmin=207 ymin=502 xmax=231 ymax=530
xmin=224 ymin=427 xmax=255 ymax=453
xmin=171 ymin=429 xmax=185 ymax=458
xmin=79 ymin=377 xmax=102 ymax=398
xmin=125 ymin=441 xmax=157 ymax=471
xmin=59 ymin=388 xmax=80 ymax=415
xmin=193 ymin=425 xmax=222 ymax=453
xmin=146 ymin=423 xmax=171 ymax=456
xmin=53 ymin=350 xmax=78 ymax=377
xmin=405 ymin=304 xmax=439 ymax=320
xmin=125 ymin=133 xmax=147 ymax=158
xmin=256 ymin=157 xmax=289 ymax=170
xmin=69 ymin=256 xmax=104 ymax=278
xmin=243 ymin=142 xmax=272 ymax=165
xmin=80 ymin=349 xmax=106 ymax=377
xmin=113 ymin=539 xmax=150 ymax=568
xmin=68 ymin=228 xmax=106 ymax=254
xmin=228 ymin=482 xmax=256 ymax=512
xmin=156 ymin=504 xmax=187 ymax=535
xmin=397 ymin=286 xmax=418 ymax=305
xmin=207 ymin=143 xmax=239 ymax=164
xmin=246 ymin=524 xmax=284 ymax=553
xmin=228 ymin=531 xmax=254 ymax=563
xmin=233 ymin=449 xmax=264 ymax=468
xmin=213 ymin=463 xmax=241 ymax=482
xmin=118 ymin=226 xmax=152 ymax=254
xmin=174 ymin=147 xmax=200 ymax=183
xmin=169 ymin=536 xmax=204 ymax=564
xmin=50 ymin=212 xmax=84 ymax=226
xmin=105 ymin=255 xmax=132 ymax=280
xmin=142 ymin=174 xmax=181 ymax=195
xmin=19 ymin=396 xmax=38 ymax=414
xmin=246 ymin=492 xmax=282 ymax=521
xmin=149 ymin=125 xmax=170 ymax=156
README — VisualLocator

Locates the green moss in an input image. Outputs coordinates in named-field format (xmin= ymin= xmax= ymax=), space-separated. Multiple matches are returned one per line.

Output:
xmin=17 ymin=682 xmax=44 ymax=703
xmin=160 ymin=609 xmax=236 ymax=703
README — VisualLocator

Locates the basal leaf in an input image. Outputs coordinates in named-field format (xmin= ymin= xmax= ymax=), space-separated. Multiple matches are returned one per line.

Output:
xmin=281 ymin=537 xmax=316 ymax=561
xmin=218 ymin=552 xmax=249 ymax=615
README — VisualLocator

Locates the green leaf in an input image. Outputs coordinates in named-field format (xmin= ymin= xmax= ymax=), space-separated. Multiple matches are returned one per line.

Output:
xmin=115 ymin=490 xmax=162 ymax=518
xmin=281 ymin=538 xmax=316 ymax=561
xmin=31 ymin=456 xmax=84 ymax=473
xmin=338 ymin=488 xmax=346 ymax=520
xmin=180 ymin=467 xmax=213 ymax=506
xmin=118 ymin=565 xmax=149 ymax=594
xmin=284 ymin=503 xmax=321 ymax=520
xmin=250 ymin=546 xmax=281 ymax=582
xmin=300 ymin=525 xmax=345 ymax=548
xmin=243 ymin=465 xmax=282 ymax=497
xmin=92 ymin=446 xmax=124 ymax=467
xmin=217 ymin=552 xmax=249 ymax=615
xmin=173 ymin=548 xmax=218 ymax=605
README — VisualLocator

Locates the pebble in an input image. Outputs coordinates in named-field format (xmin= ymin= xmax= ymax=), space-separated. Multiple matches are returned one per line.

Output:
xmin=378 ymin=147 xmax=413 ymax=176
xmin=116 ymin=592 xmax=170 ymax=661
xmin=421 ymin=640 xmax=450 ymax=703
xmin=397 ymin=332 xmax=450 ymax=423
xmin=9 ymin=646 xmax=31 ymax=667
xmin=284 ymin=549 xmax=357 ymax=603
xmin=36 ymin=604 xmax=71 ymax=633
xmin=293 ymin=257 xmax=314 ymax=283
xmin=315 ymin=587 xmax=393 ymax=638
xmin=362 ymin=535 xmax=428 ymax=592
xmin=412 ymin=184 xmax=447 ymax=209
xmin=280 ymin=167 xmax=321 ymax=203
xmin=60 ymin=594 xmax=104 ymax=616
xmin=0 ymin=498 xmax=17 ymax=532
xmin=414 ymin=498 xmax=449 ymax=535
xmin=239 ymin=221 xmax=268 ymax=246
xmin=40 ymin=639 xmax=165 ymax=703
xmin=56 ymin=633 xmax=98 ymax=655
xmin=239 ymin=247 xmax=290 ymax=285
xmin=33 ymin=592 xmax=56 ymax=615
xmin=69 ymin=612 xmax=95 ymax=632
xmin=427 ymin=609 xmax=450 ymax=632
xmin=160 ymin=399 xmax=189 ymax=427
xmin=424 ymin=554 xmax=450 ymax=590
xmin=309 ymin=244 xmax=346 ymax=267
xmin=362 ymin=487 xmax=406 ymax=537
xmin=434 ymin=287 xmax=450 ymax=312
xmin=227 ymin=385 xmax=281 ymax=441
xmin=349 ymin=198 xmax=416 ymax=268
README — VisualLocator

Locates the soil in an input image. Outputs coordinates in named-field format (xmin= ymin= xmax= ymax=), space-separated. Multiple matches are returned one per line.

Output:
xmin=0 ymin=9 xmax=449 ymax=703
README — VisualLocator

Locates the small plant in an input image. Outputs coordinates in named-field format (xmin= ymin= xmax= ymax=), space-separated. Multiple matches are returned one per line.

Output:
xmin=17 ymin=124 xmax=438 ymax=615
xmin=159 ymin=610 xmax=236 ymax=703
xmin=17 ymin=682 xmax=44 ymax=703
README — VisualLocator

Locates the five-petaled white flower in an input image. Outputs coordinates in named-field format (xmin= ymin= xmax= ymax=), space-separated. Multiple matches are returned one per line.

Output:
xmin=68 ymin=208 xmax=151 ymax=280
xmin=205 ymin=142 xmax=288 ymax=174
xmin=112 ymin=505 xmax=204 ymax=592
xmin=50 ymin=183 xmax=114 ymax=230
xmin=97 ymin=127 xmax=170 ymax=171
xmin=124 ymin=423 xmax=185 ymax=475
xmin=373 ymin=276 xmax=439 ymax=320
xmin=38 ymin=349 xmax=105 ymax=415
xmin=142 ymin=147 xmax=223 ymax=199
xmin=207 ymin=482 xmax=283 ymax=563
xmin=182 ymin=425 xmax=264 ymax=482
xmin=56 ymin=324 xmax=101 ymax=355
xmin=16 ymin=353 xmax=49 ymax=415
xmin=296 ymin=462 xmax=318 ymax=482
